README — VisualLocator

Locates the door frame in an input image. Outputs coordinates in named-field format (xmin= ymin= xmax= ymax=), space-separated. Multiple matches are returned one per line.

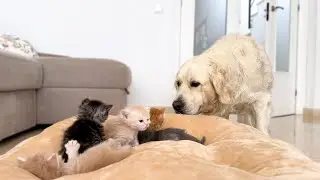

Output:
xmin=179 ymin=0 xmax=305 ymax=114
xmin=295 ymin=0 xmax=307 ymax=114
xmin=179 ymin=0 xmax=195 ymax=66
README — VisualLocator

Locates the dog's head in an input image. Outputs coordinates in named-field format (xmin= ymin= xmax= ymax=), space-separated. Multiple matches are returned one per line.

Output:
xmin=172 ymin=56 xmax=242 ymax=115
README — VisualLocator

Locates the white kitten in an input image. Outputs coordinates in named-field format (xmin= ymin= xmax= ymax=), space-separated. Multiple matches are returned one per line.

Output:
xmin=104 ymin=106 xmax=151 ymax=146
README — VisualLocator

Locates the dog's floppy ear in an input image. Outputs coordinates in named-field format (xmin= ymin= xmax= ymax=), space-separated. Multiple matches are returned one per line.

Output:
xmin=209 ymin=63 xmax=243 ymax=104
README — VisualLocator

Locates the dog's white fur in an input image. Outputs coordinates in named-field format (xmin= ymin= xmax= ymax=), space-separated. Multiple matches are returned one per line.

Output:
xmin=173 ymin=34 xmax=273 ymax=135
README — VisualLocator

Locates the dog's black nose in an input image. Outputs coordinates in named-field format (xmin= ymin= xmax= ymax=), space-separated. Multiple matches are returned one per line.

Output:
xmin=172 ymin=98 xmax=185 ymax=114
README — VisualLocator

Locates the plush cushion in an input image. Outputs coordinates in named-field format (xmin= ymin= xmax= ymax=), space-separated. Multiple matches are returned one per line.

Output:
xmin=0 ymin=114 xmax=320 ymax=180
xmin=38 ymin=57 xmax=131 ymax=89
xmin=0 ymin=52 xmax=42 ymax=91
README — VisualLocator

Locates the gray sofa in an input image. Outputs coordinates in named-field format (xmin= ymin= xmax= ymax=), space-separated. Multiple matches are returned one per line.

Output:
xmin=0 ymin=51 xmax=131 ymax=140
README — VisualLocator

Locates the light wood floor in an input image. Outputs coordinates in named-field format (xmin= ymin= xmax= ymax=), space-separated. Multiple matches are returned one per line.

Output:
xmin=0 ymin=115 xmax=319 ymax=162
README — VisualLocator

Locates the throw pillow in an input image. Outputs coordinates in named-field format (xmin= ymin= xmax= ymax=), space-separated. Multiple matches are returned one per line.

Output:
xmin=0 ymin=34 xmax=39 ymax=58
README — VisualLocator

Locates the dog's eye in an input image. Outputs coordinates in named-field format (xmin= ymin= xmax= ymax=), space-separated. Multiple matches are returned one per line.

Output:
xmin=190 ymin=81 xmax=200 ymax=87
xmin=175 ymin=80 xmax=181 ymax=87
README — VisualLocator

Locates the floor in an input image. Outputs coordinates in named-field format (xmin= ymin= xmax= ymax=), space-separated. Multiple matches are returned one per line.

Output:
xmin=0 ymin=115 xmax=319 ymax=162
xmin=0 ymin=127 xmax=45 ymax=155
xmin=269 ymin=115 xmax=320 ymax=162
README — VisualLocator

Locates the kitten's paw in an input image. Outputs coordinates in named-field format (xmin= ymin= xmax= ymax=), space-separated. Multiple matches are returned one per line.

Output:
xmin=65 ymin=140 xmax=80 ymax=158
xmin=65 ymin=140 xmax=80 ymax=150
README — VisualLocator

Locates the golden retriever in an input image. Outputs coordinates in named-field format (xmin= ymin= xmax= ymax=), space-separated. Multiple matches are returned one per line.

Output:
xmin=172 ymin=34 xmax=273 ymax=135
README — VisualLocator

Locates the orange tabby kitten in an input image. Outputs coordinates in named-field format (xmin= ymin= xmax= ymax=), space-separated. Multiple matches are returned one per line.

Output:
xmin=103 ymin=106 xmax=151 ymax=146
xmin=17 ymin=138 xmax=132 ymax=180
xmin=147 ymin=107 xmax=165 ymax=131
xmin=17 ymin=153 xmax=63 ymax=179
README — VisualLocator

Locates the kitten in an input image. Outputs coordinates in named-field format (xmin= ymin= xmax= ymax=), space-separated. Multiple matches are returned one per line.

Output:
xmin=138 ymin=107 xmax=206 ymax=144
xmin=59 ymin=98 xmax=113 ymax=162
xmin=17 ymin=139 xmax=132 ymax=180
xmin=138 ymin=128 xmax=206 ymax=145
xmin=147 ymin=107 xmax=165 ymax=131
xmin=17 ymin=153 xmax=63 ymax=180
xmin=104 ymin=106 xmax=151 ymax=146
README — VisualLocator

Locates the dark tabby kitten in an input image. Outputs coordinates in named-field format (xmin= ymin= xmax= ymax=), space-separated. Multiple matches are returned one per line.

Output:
xmin=58 ymin=98 xmax=113 ymax=162
xmin=138 ymin=128 xmax=206 ymax=145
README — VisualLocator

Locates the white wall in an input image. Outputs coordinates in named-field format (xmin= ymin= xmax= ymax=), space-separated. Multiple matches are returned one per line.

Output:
xmin=304 ymin=0 xmax=320 ymax=109
xmin=315 ymin=0 xmax=320 ymax=108
xmin=0 ymin=0 xmax=182 ymax=106
xmin=305 ymin=0 xmax=317 ymax=109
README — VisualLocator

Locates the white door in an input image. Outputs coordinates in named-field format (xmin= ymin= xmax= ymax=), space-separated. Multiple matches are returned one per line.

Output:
xmin=248 ymin=0 xmax=298 ymax=116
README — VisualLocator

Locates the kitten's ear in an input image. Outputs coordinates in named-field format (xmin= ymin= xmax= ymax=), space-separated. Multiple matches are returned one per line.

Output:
xmin=120 ymin=109 xmax=129 ymax=119
xmin=81 ymin=98 xmax=90 ymax=105
xmin=47 ymin=154 xmax=59 ymax=167
xmin=105 ymin=104 xmax=113 ymax=112
xmin=159 ymin=108 xmax=165 ymax=113
xmin=17 ymin=157 xmax=27 ymax=165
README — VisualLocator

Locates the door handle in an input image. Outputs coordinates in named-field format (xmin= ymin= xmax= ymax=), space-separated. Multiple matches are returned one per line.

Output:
xmin=264 ymin=2 xmax=270 ymax=21
xmin=264 ymin=4 xmax=284 ymax=21
xmin=271 ymin=6 xmax=284 ymax=12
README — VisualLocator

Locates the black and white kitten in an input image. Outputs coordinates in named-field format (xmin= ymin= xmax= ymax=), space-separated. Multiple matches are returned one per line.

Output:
xmin=58 ymin=98 xmax=113 ymax=162
xmin=138 ymin=128 xmax=206 ymax=145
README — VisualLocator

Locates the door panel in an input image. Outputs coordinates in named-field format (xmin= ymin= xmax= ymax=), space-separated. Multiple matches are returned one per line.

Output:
xmin=271 ymin=0 xmax=298 ymax=116
xmin=193 ymin=0 xmax=227 ymax=55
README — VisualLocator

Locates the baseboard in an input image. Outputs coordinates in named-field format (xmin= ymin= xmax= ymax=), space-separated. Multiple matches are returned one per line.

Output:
xmin=303 ymin=108 xmax=320 ymax=123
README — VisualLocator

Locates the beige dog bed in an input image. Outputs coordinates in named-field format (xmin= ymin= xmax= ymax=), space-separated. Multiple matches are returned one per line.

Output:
xmin=0 ymin=114 xmax=319 ymax=180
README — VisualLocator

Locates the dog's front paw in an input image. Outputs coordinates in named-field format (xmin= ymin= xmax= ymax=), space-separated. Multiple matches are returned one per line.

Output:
xmin=65 ymin=140 xmax=80 ymax=159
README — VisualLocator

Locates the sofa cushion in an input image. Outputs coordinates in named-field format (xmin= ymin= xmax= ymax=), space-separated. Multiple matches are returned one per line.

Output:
xmin=37 ymin=88 xmax=127 ymax=124
xmin=38 ymin=57 xmax=131 ymax=89
xmin=0 ymin=52 xmax=42 ymax=91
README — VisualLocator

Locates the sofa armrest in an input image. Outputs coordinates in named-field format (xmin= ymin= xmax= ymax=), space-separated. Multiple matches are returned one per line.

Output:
xmin=0 ymin=51 xmax=42 ymax=91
